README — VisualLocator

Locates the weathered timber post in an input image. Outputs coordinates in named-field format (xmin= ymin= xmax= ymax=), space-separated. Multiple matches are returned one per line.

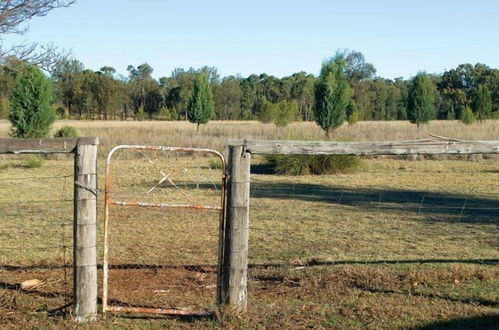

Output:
xmin=219 ymin=145 xmax=251 ymax=312
xmin=73 ymin=137 xmax=99 ymax=322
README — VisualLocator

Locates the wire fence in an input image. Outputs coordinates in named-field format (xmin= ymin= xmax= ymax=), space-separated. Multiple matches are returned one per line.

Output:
xmin=246 ymin=157 xmax=499 ymax=308
xmin=103 ymin=147 xmax=225 ymax=314
xmin=0 ymin=155 xmax=74 ymax=320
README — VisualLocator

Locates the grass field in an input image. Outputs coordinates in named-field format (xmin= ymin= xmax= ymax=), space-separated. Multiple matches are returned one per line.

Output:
xmin=1 ymin=119 xmax=498 ymax=153
xmin=0 ymin=120 xmax=498 ymax=328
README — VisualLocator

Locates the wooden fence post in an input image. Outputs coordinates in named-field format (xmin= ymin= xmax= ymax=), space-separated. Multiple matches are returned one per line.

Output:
xmin=73 ymin=138 xmax=98 ymax=322
xmin=219 ymin=145 xmax=251 ymax=312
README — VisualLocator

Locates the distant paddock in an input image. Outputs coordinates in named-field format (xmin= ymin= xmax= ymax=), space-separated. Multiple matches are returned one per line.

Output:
xmin=0 ymin=119 xmax=498 ymax=153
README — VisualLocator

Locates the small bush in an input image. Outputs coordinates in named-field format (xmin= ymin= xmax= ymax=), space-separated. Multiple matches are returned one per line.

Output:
xmin=257 ymin=98 xmax=278 ymax=123
xmin=460 ymin=106 xmax=476 ymax=125
xmin=159 ymin=106 xmax=179 ymax=121
xmin=0 ymin=162 xmax=13 ymax=170
xmin=23 ymin=156 xmax=44 ymax=169
xmin=348 ymin=111 xmax=360 ymax=125
xmin=266 ymin=154 xmax=361 ymax=175
xmin=54 ymin=126 xmax=79 ymax=138
xmin=208 ymin=158 xmax=223 ymax=170
xmin=275 ymin=100 xmax=300 ymax=127
xmin=492 ymin=111 xmax=499 ymax=120
xmin=136 ymin=109 xmax=145 ymax=121
xmin=56 ymin=106 xmax=68 ymax=119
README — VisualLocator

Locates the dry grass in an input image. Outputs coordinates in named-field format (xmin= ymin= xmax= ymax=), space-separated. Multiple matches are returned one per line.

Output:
xmin=0 ymin=119 xmax=498 ymax=154
xmin=0 ymin=120 xmax=498 ymax=328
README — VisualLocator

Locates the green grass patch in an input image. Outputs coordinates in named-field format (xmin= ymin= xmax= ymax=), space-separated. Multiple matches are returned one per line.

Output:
xmin=22 ymin=156 xmax=44 ymax=168
xmin=54 ymin=125 xmax=79 ymax=138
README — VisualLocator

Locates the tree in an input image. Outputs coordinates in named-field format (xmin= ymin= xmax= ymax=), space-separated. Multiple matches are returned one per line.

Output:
xmin=214 ymin=76 xmax=241 ymax=120
xmin=188 ymin=72 xmax=214 ymax=130
xmin=52 ymin=59 xmax=84 ymax=117
xmin=169 ymin=67 xmax=197 ymax=120
xmin=460 ymin=106 xmax=475 ymax=125
xmin=472 ymin=84 xmax=492 ymax=120
xmin=8 ymin=64 xmax=56 ymax=137
xmin=256 ymin=97 xmax=277 ymax=123
xmin=407 ymin=72 xmax=436 ymax=127
xmin=437 ymin=63 xmax=494 ymax=119
xmin=289 ymin=72 xmax=315 ymax=121
xmin=126 ymin=63 xmax=161 ymax=119
xmin=314 ymin=53 xmax=351 ymax=137
xmin=0 ymin=1 xmax=74 ymax=69
xmin=275 ymin=100 xmax=299 ymax=127
xmin=344 ymin=50 xmax=376 ymax=81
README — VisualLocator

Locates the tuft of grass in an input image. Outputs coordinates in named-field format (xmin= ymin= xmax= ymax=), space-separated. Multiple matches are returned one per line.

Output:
xmin=208 ymin=158 xmax=223 ymax=170
xmin=53 ymin=125 xmax=79 ymax=138
xmin=0 ymin=162 xmax=12 ymax=170
xmin=22 ymin=156 xmax=44 ymax=168
xmin=265 ymin=154 xmax=362 ymax=175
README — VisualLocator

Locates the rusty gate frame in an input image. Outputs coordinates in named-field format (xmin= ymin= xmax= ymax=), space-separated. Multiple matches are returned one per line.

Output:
xmin=102 ymin=145 xmax=226 ymax=316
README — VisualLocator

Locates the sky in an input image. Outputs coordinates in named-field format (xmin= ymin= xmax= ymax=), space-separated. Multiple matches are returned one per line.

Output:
xmin=3 ymin=0 xmax=499 ymax=79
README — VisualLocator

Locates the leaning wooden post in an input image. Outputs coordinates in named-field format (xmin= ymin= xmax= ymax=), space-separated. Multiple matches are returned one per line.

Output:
xmin=219 ymin=145 xmax=251 ymax=312
xmin=73 ymin=137 xmax=99 ymax=322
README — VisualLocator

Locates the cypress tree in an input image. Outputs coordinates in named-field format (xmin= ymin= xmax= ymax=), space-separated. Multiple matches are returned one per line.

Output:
xmin=460 ymin=106 xmax=476 ymax=125
xmin=314 ymin=54 xmax=351 ymax=138
xmin=9 ymin=64 xmax=56 ymax=138
xmin=407 ymin=72 xmax=436 ymax=127
xmin=188 ymin=72 xmax=214 ymax=130
xmin=472 ymin=84 xmax=492 ymax=120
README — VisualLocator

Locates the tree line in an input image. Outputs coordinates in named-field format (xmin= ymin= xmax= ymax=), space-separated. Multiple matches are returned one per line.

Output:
xmin=0 ymin=50 xmax=497 ymax=124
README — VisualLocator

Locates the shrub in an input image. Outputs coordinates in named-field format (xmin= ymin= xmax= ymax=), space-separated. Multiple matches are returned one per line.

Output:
xmin=135 ymin=108 xmax=145 ymax=121
xmin=56 ymin=106 xmax=68 ymax=119
xmin=159 ymin=106 xmax=179 ymax=121
xmin=492 ymin=111 xmax=499 ymax=120
xmin=265 ymin=154 xmax=361 ymax=175
xmin=23 ymin=156 xmax=44 ymax=169
xmin=460 ymin=106 xmax=476 ymax=125
xmin=54 ymin=126 xmax=79 ymax=138
xmin=348 ymin=111 xmax=360 ymax=125
xmin=275 ymin=100 xmax=300 ymax=127
xmin=257 ymin=98 xmax=278 ymax=123
xmin=208 ymin=158 xmax=223 ymax=170
xmin=8 ymin=64 xmax=56 ymax=138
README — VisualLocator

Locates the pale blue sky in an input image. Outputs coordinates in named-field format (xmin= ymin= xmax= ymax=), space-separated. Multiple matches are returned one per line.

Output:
xmin=3 ymin=0 xmax=499 ymax=79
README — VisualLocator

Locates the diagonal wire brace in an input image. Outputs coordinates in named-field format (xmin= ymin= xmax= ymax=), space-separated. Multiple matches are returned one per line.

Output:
xmin=75 ymin=182 xmax=98 ymax=196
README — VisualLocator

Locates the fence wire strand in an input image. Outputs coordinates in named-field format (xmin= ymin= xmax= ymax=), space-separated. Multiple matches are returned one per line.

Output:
xmin=0 ymin=156 xmax=73 ymax=319
xmin=246 ymin=157 xmax=499 ymax=310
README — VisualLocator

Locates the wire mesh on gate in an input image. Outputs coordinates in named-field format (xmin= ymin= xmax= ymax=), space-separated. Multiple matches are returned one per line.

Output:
xmin=0 ymin=155 xmax=74 ymax=320
xmin=102 ymin=145 xmax=225 ymax=316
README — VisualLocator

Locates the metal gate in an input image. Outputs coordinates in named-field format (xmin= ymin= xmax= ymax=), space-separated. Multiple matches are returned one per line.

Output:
xmin=102 ymin=145 xmax=225 ymax=315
